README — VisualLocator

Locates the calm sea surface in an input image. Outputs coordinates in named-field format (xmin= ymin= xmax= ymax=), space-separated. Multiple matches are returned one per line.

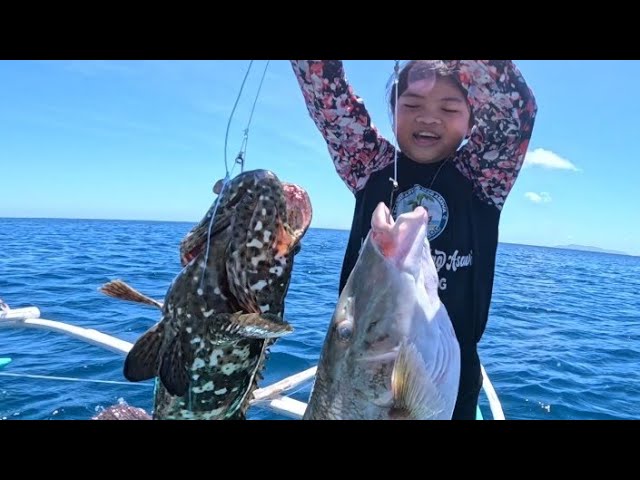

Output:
xmin=1 ymin=218 xmax=638 ymax=420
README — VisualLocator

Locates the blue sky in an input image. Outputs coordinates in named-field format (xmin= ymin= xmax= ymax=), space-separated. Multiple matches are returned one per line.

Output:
xmin=1 ymin=60 xmax=638 ymax=255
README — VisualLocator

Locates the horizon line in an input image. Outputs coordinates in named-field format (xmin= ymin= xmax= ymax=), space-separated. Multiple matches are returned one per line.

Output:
xmin=1 ymin=215 xmax=635 ymax=257
xmin=0 ymin=215 xmax=351 ymax=232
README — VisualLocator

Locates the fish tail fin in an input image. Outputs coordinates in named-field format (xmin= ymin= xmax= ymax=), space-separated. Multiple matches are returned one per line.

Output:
xmin=100 ymin=279 xmax=163 ymax=309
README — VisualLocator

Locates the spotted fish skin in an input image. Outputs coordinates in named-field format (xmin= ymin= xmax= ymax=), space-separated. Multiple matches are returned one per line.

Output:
xmin=122 ymin=169 xmax=312 ymax=420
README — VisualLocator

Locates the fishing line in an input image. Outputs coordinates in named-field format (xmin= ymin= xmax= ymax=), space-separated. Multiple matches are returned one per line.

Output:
xmin=389 ymin=60 xmax=401 ymax=210
xmin=388 ymin=60 xmax=445 ymax=208
xmin=200 ymin=169 xmax=230 ymax=291
xmin=201 ymin=61 xmax=257 ymax=287
xmin=235 ymin=60 xmax=271 ymax=173
xmin=0 ymin=371 xmax=153 ymax=387
xmin=200 ymin=60 xmax=270 ymax=290
xmin=223 ymin=60 xmax=254 ymax=176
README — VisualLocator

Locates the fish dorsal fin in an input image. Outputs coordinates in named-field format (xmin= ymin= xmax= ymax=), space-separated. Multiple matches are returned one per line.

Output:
xmin=389 ymin=341 xmax=445 ymax=420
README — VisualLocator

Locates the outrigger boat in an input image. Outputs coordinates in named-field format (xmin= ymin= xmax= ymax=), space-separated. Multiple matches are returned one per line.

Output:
xmin=0 ymin=304 xmax=505 ymax=420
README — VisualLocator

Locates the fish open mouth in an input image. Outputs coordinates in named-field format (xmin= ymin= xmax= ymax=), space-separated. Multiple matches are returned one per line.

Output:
xmin=281 ymin=182 xmax=313 ymax=251
xmin=370 ymin=202 xmax=428 ymax=267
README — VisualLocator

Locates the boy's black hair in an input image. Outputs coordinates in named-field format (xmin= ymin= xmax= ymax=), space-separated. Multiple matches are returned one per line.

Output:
xmin=387 ymin=60 xmax=474 ymax=129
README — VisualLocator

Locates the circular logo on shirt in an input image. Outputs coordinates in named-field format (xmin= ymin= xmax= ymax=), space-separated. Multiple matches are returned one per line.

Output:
xmin=392 ymin=185 xmax=449 ymax=241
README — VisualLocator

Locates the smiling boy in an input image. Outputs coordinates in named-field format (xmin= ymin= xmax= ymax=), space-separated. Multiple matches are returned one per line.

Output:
xmin=292 ymin=60 xmax=537 ymax=419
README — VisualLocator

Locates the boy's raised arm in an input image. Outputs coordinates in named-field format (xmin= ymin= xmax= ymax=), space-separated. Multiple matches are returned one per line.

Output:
xmin=290 ymin=60 xmax=395 ymax=193
xmin=452 ymin=60 xmax=538 ymax=210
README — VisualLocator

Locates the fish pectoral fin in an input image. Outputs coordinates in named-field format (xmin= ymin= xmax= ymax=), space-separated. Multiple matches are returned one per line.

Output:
xmin=100 ymin=279 xmax=164 ymax=309
xmin=158 ymin=333 xmax=191 ymax=397
xmin=123 ymin=323 xmax=164 ymax=382
xmin=217 ymin=312 xmax=293 ymax=339
xmin=389 ymin=341 xmax=445 ymax=420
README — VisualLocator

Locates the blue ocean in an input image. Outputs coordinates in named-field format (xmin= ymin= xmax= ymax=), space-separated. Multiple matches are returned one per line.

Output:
xmin=1 ymin=217 xmax=638 ymax=420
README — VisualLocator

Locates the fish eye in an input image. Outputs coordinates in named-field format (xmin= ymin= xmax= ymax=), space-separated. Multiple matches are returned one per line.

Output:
xmin=292 ymin=243 xmax=302 ymax=255
xmin=336 ymin=322 xmax=353 ymax=342
xmin=212 ymin=178 xmax=229 ymax=195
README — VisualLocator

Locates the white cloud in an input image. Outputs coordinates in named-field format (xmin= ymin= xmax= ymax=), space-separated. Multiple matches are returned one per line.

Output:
xmin=525 ymin=192 xmax=552 ymax=203
xmin=524 ymin=148 xmax=580 ymax=171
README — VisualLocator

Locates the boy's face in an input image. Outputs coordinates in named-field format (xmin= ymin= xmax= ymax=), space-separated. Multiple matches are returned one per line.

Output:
xmin=395 ymin=75 xmax=472 ymax=164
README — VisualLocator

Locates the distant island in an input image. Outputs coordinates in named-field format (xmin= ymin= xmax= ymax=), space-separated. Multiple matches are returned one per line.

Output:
xmin=553 ymin=244 xmax=630 ymax=256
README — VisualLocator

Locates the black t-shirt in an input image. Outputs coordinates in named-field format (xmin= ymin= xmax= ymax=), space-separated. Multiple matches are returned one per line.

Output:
xmin=341 ymin=153 xmax=500 ymax=401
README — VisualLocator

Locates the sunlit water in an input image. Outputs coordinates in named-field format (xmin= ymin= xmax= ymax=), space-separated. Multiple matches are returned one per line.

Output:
xmin=1 ymin=218 xmax=638 ymax=420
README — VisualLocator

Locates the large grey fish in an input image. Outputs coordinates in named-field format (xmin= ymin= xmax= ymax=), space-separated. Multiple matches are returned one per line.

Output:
xmin=102 ymin=169 xmax=312 ymax=420
xmin=303 ymin=202 xmax=460 ymax=420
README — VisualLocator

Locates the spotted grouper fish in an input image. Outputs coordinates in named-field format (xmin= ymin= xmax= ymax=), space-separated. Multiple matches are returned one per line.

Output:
xmin=100 ymin=169 xmax=312 ymax=420
xmin=303 ymin=202 xmax=460 ymax=420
